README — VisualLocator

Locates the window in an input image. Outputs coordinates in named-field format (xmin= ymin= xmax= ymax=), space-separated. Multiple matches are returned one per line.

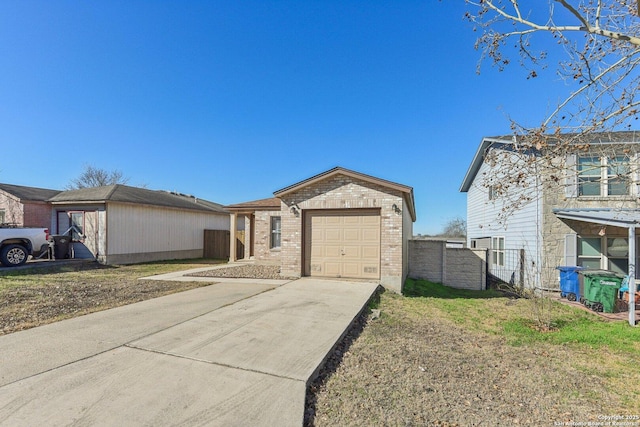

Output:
xmin=607 ymin=156 xmax=630 ymax=196
xmin=270 ymin=216 xmax=281 ymax=249
xmin=578 ymin=156 xmax=601 ymax=196
xmin=0 ymin=209 xmax=5 ymax=225
xmin=577 ymin=237 xmax=602 ymax=269
xmin=578 ymin=155 xmax=630 ymax=196
xmin=70 ymin=212 xmax=84 ymax=241
xmin=578 ymin=236 xmax=630 ymax=275
xmin=607 ymin=237 xmax=629 ymax=273
xmin=488 ymin=185 xmax=496 ymax=201
xmin=491 ymin=237 xmax=505 ymax=267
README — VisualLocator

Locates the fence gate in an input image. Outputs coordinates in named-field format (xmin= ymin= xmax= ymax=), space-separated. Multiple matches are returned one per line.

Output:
xmin=203 ymin=230 xmax=230 ymax=259
xmin=487 ymin=248 xmax=525 ymax=288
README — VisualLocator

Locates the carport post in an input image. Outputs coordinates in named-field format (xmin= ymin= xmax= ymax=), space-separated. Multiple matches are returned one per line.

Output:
xmin=629 ymin=226 xmax=636 ymax=327
xmin=229 ymin=213 xmax=237 ymax=263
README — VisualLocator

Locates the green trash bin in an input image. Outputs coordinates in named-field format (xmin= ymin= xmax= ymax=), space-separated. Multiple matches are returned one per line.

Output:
xmin=580 ymin=270 xmax=624 ymax=313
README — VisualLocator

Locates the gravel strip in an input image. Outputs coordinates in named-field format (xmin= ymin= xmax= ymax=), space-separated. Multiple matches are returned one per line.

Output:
xmin=186 ymin=264 xmax=297 ymax=280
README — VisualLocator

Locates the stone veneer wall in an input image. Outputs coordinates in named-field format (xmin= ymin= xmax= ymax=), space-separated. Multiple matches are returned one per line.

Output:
xmin=540 ymin=164 xmax=639 ymax=287
xmin=278 ymin=175 xmax=407 ymax=293
xmin=252 ymin=210 xmax=283 ymax=265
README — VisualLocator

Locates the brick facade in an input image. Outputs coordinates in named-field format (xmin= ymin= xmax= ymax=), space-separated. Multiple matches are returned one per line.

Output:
xmin=22 ymin=203 xmax=53 ymax=228
xmin=229 ymin=169 xmax=415 ymax=293
xmin=277 ymin=174 xmax=409 ymax=292
xmin=0 ymin=188 xmax=54 ymax=228
xmin=252 ymin=210 xmax=282 ymax=265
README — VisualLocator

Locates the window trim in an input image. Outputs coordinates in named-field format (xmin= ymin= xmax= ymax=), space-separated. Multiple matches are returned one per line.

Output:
xmin=270 ymin=216 xmax=281 ymax=249
xmin=491 ymin=236 xmax=505 ymax=267
xmin=577 ymin=235 xmax=634 ymax=276
xmin=577 ymin=155 xmax=631 ymax=197
xmin=69 ymin=211 xmax=85 ymax=242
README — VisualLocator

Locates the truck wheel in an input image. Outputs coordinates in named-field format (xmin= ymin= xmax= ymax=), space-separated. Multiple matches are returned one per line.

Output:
xmin=0 ymin=244 xmax=29 ymax=267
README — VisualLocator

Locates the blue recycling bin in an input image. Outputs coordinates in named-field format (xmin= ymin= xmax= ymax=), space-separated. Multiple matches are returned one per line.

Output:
xmin=557 ymin=266 xmax=585 ymax=302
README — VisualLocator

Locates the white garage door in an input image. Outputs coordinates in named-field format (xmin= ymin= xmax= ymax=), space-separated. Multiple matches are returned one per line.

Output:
xmin=304 ymin=209 xmax=380 ymax=280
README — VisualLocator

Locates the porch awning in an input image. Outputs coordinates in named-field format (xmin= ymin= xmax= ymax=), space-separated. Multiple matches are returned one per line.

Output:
xmin=553 ymin=208 xmax=640 ymax=228
xmin=553 ymin=207 xmax=639 ymax=326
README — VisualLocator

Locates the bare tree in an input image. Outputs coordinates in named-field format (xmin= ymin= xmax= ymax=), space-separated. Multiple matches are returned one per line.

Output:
xmin=467 ymin=0 xmax=640 ymax=134
xmin=440 ymin=217 xmax=467 ymax=237
xmin=66 ymin=165 xmax=130 ymax=190
xmin=464 ymin=1 xmax=640 ymax=215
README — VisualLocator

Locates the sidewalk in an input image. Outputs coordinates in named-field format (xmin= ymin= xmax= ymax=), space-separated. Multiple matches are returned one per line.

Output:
xmin=0 ymin=277 xmax=379 ymax=426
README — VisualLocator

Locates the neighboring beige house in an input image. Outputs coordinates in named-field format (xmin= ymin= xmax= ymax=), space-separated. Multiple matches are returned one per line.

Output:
xmin=0 ymin=183 xmax=61 ymax=228
xmin=227 ymin=167 xmax=416 ymax=293
xmin=48 ymin=184 xmax=229 ymax=264
xmin=460 ymin=131 xmax=640 ymax=290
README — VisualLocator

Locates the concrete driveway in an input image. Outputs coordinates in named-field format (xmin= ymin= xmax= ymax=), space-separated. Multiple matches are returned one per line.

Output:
xmin=0 ymin=275 xmax=379 ymax=426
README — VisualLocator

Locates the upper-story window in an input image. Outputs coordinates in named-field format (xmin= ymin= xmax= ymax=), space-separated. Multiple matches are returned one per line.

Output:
xmin=578 ymin=155 xmax=630 ymax=196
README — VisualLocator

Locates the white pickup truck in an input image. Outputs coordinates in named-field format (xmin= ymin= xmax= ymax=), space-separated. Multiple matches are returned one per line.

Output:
xmin=0 ymin=228 xmax=50 ymax=267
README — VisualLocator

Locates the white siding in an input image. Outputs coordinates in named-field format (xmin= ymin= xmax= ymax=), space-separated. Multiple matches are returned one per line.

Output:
xmin=466 ymin=152 xmax=543 ymax=286
xmin=106 ymin=203 xmax=229 ymax=256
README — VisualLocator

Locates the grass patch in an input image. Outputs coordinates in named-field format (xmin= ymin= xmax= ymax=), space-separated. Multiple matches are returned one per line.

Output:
xmin=0 ymin=258 xmax=227 ymax=334
xmin=310 ymin=279 xmax=640 ymax=424
xmin=403 ymin=277 xmax=503 ymax=299
xmin=403 ymin=279 xmax=640 ymax=354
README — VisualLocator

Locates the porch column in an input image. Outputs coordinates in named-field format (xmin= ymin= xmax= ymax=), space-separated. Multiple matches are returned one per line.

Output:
xmin=229 ymin=213 xmax=237 ymax=263
xmin=629 ymin=226 xmax=636 ymax=326
xmin=243 ymin=214 xmax=252 ymax=260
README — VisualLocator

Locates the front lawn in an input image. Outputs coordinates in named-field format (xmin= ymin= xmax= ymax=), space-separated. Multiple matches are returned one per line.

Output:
xmin=308 ymin=279 xmax=640 ymax=426
xmin=0 ymin=259 xmax=225 ymax=335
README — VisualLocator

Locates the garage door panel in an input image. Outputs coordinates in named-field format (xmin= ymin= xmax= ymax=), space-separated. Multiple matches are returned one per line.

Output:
xmin=362 ymin=229 xmax=379 ymax=242
xmin=362 ymin=246 xmax=379 ymax=258
xmin=325 ymin=217 xmax=342 ymax=225
xmin=342 ymin=246 xmax=361 ymax=258
xmin=362 ymin=215 xmax=379 ymax=225
xmin=305 ymin=209 xmax=380 ymax=280
xmin=342 ymin=263 xmax=361 ymax=276
xmin=343 ymin=216 xmax=361 ymax=225
xmin=324 ymin=262 xmax=342 ymax=276
xmin=325 ymin=230 xmax=342 ymax=242
xmin=343 ymin=229 xmax=360 ymax=241
xmin=325 ymin=245 xmax=342 ymax=257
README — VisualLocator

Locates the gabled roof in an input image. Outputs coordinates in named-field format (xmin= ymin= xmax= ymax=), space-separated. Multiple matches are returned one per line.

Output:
xmin=48 ymin=184 xmax=227 ymax=214
xmin=274 ymin=166 xmax=416 ymax=221
xmin=459 ymin=131 xmax=640 ymax=193
xmin=225 ymin=197 xmax=281 ymax=212
xmin=0 ymin=183 xmax=61 ymax=201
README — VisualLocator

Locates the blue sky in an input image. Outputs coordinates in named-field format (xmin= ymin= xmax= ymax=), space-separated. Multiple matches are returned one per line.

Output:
xmin=0 ymin=1 xmax=567 ymax=234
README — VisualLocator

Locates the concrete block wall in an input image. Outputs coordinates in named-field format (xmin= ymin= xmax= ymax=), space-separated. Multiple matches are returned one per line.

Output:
xmin=278 ymin=175 xmax=407 ymax=293
xmin=409 ymin=240 xmax=487 ymax=291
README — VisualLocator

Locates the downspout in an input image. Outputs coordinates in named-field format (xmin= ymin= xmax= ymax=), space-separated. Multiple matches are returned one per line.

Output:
xmin=629 ymin=225 xmax=636 ymax=327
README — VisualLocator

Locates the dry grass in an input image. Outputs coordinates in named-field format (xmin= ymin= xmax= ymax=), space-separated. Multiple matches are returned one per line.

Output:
xmin=307 ymin=281 xmax=640 ymax=426
xmin=0 ymin=259 xmax=225 ymax=335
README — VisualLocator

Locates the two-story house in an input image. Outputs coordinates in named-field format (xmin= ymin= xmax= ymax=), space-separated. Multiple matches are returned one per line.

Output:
xmin=460 ymin=131 xmax=640 ymax=291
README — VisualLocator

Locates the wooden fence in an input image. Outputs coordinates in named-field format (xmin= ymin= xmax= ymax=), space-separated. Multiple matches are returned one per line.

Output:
xmin=203 ymin=229 xmax=245 ymax=260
